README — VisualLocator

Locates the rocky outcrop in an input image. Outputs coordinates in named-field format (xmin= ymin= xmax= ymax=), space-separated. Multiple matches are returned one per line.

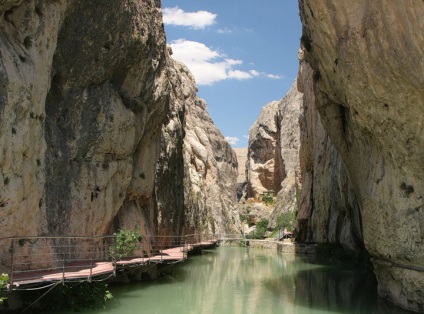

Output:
xmin=247 ymin=101 xmax=281 ymax=199
xmin=246 ymin=82 xmax=302 ymax=227
xmin=234 ymin=148 xmax=247 ymax=185
xmin=234 ymin=148 xmax=247 ymax=201
xmin=299 ymin=1 xmax=424 ymax=311
xmin=0 ymin=0 xmax=239 ymax=272
xmin=296 ymin=51 xmax=364 ymax=254
xmin=271 ymin=83 xmax=302 ymax=226
xmin=176 ymin=61 xmax=240 ymax=235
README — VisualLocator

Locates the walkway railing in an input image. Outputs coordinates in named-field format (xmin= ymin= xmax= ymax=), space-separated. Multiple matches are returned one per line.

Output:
xmin=1 ymin=233 xmax=223 ymax=290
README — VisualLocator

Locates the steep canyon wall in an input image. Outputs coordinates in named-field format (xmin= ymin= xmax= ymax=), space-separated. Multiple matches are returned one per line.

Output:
xmin=299 ymin=1 xmax=424 ymax=311
xmin=0 ymin=0 xmax=239 ymax=271
xmin=246 ymin=82 xmax=302 ymax=227
xmin=296 ymin=52 xmax=364 ymax=254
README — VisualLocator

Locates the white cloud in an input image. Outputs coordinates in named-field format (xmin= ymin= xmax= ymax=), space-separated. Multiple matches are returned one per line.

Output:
xmin=169 ymin=39 xmax=285 ymax=85
xmin=217 ymin=28 xmax=233 ymax=34
xmin=170 ymin=39 xmax=255 ymax=85
xmin=243 ymin=135 xmax=249 ymax=139
xmin=225 ymin=136 xmax=239 ymax=146
xmin=228 ymin=70 xmax=253 ymax=80
xmin=267 ymin=74 xmax=283 ymax=79
xmin=163 ymin=7 xmax=216 ymax=29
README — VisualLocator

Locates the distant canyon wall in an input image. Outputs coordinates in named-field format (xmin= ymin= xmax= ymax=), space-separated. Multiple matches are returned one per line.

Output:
xmin=0 ymin=0 xmax=239 ymax=270
xmin=246 ymin=82 xmax=302 ymax=227
xmin=299 ymin=1 xmax=424 ymax=311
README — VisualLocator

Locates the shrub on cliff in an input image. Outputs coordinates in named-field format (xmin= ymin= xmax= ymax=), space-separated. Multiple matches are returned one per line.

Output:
xmin=0 ymin=273 xmax=8 ymax=304
xmin=109 ymin=229 xmax=142 ymax=261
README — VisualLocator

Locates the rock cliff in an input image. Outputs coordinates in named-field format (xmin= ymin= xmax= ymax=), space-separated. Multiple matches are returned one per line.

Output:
xmin=296 ymin=51 xmax=364 ymax=254
xmin=246 ymin=82 xmax=302 ymax=227
xmin=299 ymin=1 xmax=424 ymax=311
xmin=176 ymin=61 xmax=240 ymax=235
xmin=0 ymin=0 xmax=239 ymax=271
xmin=247 ymin=101 xmax=281 ymax=198
xmin=234 ymin=148 xmax=248 ymax=201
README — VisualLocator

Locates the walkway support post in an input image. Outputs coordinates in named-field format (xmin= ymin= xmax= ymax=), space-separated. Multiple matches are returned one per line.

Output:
xmin=9 ymin=238 xmax=14 ymax=289
xmin=89 ymin=237 xmax=94 ymax=282
xmin=61 ymin=238 xmax=66 ymax=284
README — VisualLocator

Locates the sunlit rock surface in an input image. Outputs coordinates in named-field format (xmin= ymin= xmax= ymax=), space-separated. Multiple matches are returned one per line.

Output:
xmin=176 ymin=61 xmax=240 ymax=235
xmin=299 ymin=1 xmax=424 ymax=311
xmin=246 ymin=82 xmax=302 ymax=227
xmin=0 ymin=0 xmax=239 ymax=271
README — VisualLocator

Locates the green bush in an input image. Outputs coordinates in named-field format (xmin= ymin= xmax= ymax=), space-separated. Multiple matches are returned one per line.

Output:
xmin=239 ymin=214 xmax=252 ymax=225
xmin=276 ymin=211 xmax=296 ymax=231
xmin=0 ymin=273 xmax=8 ymax=304
xmin=262 ymin=195 xmax=274 ymax=205
xmin=262 ymin=190 xmax=275 ymax=205
xmin=109 ymin=228 xmax=141 ymax=261
xmin=249 ymin=218 xmax=269 ymax=239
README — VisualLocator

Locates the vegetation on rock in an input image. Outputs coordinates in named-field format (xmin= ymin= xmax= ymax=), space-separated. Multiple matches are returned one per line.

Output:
xmin=109 ymin=229 xmax=142 ymax=261
xmin=276 ymin=211 xmax=296 ymax=231
xmin=0 ymin=273 xmax=8 ymax=304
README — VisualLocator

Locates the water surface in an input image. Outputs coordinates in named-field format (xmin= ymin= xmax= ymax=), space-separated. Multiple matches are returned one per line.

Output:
xmin=54 ymin=246 xmax=410 ymax=314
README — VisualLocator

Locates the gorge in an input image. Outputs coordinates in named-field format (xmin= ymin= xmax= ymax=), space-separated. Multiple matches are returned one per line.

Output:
xmin=0 ymin=0 xmax=423 ymax=312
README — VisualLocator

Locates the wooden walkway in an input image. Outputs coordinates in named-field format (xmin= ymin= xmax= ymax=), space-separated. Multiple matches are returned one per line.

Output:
xmin=8 ymin=239 xmax=218 ymax=289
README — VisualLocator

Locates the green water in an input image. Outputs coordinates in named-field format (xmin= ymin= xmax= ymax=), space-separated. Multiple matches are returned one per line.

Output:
xmin=55 ymin=246 xmax=409 ymax=314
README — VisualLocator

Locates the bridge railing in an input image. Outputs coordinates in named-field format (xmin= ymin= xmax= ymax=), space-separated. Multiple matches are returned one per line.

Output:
xmin=137 ymin=235 xmax=189 ymax=261
xmin=5 ymin=235 xmax=115 ymax=288
xmin=2 ymin=233 xmax=226 ymax=288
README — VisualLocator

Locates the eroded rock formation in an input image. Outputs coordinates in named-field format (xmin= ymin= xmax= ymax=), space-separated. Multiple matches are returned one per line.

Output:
xmin=0 ymin=0 xmax=239 ymax=271
xmin=246 ymin=82 xmax=302 ymax=227
xmin=247 ymin=101 xmax=281 ymax=198
xmin=298 ymin=1 xmax=424 ymax=311
xmin=176 ymin=61 xmax=240 ymax=235
xmin=234 ymin=148 xmax=248 ymax=201
xmin=296 ymin=51 xmax=364 ymax=255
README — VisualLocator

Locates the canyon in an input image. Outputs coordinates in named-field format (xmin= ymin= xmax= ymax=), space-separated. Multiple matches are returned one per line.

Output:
xmin=0 ymin=0 xmax=423 ymax=312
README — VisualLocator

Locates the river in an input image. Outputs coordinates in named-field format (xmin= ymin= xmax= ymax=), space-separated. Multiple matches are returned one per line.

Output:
xmin=54 ymin=246 xmax=410 ymax=314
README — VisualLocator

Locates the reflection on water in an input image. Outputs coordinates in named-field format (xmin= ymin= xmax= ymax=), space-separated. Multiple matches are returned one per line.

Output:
xmin=53 ymin=247 xmax=411 ymax=314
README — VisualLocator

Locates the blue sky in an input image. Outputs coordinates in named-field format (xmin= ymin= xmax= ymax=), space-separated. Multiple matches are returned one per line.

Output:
xmin=162 ymin=1 xmax=302 ymax=148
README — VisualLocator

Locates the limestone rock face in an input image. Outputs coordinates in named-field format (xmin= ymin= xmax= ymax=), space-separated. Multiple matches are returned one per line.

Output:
xmin=299 ymin=1 xmax=424 ymax=311
xmin=234 ymin=148 xmax=248 ymax=185
xmin=234 ymin=148 xmax=248 ymax=201
xmin=296 ymin=53 xmax=364 ymax=254
xmin=271 ymin=83 xmax=302 ymax=226
xmin=176 ymin=62 xmax=240 ymax=235
xmin=246 ymin=82 xmax=302 ymax=227
xmin=0 ymin=0 xmax=239 ymax=271
xmin=247 ymin=101 xmax=281 ymax=198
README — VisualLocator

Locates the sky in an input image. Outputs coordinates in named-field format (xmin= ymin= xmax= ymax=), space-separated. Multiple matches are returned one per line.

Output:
xmin=162 ymin=1 xmax=302 ymax=148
